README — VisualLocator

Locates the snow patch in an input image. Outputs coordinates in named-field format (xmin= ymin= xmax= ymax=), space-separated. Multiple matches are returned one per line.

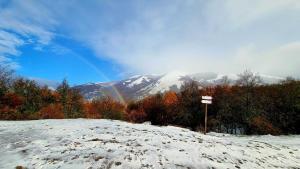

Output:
xmin=127 ymin=76 xmax=151 ymax=88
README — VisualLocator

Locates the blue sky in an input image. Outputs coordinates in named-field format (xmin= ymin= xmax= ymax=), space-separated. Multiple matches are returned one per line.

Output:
xmin=1 ymin=0 xmax=300 ymax=85
xmin=16 ymin=36 xmax=123 ymax=85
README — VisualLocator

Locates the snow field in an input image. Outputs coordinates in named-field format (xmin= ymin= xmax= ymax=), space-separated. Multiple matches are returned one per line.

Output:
xmin=0 ymin=119 xmax=299 ymax=169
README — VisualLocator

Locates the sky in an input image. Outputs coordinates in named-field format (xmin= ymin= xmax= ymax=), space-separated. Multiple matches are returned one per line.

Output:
xmin=0 ymin=0 xmax=300 ymax=85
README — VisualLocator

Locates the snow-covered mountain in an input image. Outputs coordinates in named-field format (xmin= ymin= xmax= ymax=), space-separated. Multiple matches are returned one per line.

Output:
xmin=73 ymin=72 xmax=284 ymax=101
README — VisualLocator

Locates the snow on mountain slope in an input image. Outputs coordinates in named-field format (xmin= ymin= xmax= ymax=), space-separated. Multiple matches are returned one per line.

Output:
xmin=0 ymin=119 xmax=299 ymax=169
xmin=127 ymin=76 xmax=151 ymax=88
xmin=149 ymin=71 xmax=187 ymax=94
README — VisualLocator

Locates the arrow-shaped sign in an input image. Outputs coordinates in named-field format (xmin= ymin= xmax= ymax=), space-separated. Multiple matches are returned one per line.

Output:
xmin=201 ymin=100 xmax=212 ymax=104
xmin=202 ymin=96 xmax=212 ymax=100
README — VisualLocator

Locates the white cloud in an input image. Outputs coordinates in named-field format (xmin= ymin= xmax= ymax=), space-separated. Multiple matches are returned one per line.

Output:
xmin=73 ymin=0 xmax=300 ymax=76
xmin=233 ymin=42 xmax=300 ymax=77
xmin=209 ymin=0 xmax=300 ymax=30
xmin=0 ymin=30 xmax=24 ymax=56
xmin=0 ymin=0 xmax=56 ymax=68
xmin=0 ymin=0 xmax=56 ymax=44
xmin=0 ymin=30 xmax=24 ymax=68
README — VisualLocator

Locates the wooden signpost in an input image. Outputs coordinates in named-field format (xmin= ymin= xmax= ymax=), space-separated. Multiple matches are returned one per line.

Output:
xmin=202 ymin=96 xmax=212 ymax=135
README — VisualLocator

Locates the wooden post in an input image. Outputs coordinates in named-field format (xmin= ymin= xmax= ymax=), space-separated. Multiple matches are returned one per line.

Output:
xmin=202 ymin=96 xmax=212 ymax=135
xmin=204 ymin=103 xmax=207 ymax=135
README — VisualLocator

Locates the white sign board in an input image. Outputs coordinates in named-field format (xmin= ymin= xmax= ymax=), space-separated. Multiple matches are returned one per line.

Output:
xmin=202 ymin=96 xmax=213 ymax=100
xmin=201 ymin=100 xmax=212 ymax=104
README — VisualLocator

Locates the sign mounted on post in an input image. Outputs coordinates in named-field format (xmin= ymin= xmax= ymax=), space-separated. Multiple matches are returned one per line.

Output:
xmin=201 ymin=100 xmax=212 ymax=104
xmin=201 ymin=95 xmax=213 ymax=135
xmin=202 ymin=96 xmax=213 ymax=100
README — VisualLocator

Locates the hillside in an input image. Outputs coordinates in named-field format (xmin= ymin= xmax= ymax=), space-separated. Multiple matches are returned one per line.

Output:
xmin=0 ymin=119 xmax=299 ymax=169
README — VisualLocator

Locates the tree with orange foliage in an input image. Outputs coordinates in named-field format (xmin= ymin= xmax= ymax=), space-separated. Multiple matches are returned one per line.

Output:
xmin=162 ymin=91 xmax=179 ymax=124
xmin=163 ymin=91 xmax=178 ymax=107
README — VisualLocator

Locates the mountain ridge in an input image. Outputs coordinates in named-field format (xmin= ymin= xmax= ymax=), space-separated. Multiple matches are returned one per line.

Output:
xmin=72 ymin=72 xmax=284 ymax=101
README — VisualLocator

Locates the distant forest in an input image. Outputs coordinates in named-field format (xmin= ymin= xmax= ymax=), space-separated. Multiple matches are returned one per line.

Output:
xmin=1 ymin=65 xmax=299 ymax=135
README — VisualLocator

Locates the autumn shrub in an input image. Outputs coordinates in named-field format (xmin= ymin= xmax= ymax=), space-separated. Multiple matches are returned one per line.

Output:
xmin=101 ymin=98 xmax=125 ymax=120
xmin=84 ymin=102 xmax=100 ymax=118
xmin=249 ymin=115 xmax=281 ymax=135
xmin=39 ymin=104 xmax=64 ymax=119
xmin=87 ymin=97 xmax=125 ymax=120
xmin=142 ymin=94 xmax=167 ymax=125
xmin=0 ymin=108 xmax=21 ymax=120
xmin=0 ymin=93 xmax=24 ymax=120
xmin=2 ymin=92 xmax=24 ymax=108
xmin=125 ymin=101 xmax=147 ymax=123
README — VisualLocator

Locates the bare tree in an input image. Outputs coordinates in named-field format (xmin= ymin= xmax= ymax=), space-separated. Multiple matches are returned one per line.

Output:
xmin=236 ymin=70 xmax=262 ymax=133
xmin=236 ymin=70 xmax=261 ymax=87
xmin=0 ymin=64 xmax=14 ymax=95
xmin=219 ymin=75 xmax=231 ymax=86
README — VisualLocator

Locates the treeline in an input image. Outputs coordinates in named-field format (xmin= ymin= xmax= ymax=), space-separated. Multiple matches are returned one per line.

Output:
xmin=0 ymin=65 xmax=125 ymax=121
xmin=0 ymin=66 xmax=83 ymax=120
xmin=126 ymin=72 xmax=300 ymax=135
xmin=1 ymin=65 xmax=300 ymax=135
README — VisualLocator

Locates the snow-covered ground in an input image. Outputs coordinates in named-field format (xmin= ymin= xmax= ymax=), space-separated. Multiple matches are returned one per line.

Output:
xmin=0 ymin=119 xmax=299 ymax=169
